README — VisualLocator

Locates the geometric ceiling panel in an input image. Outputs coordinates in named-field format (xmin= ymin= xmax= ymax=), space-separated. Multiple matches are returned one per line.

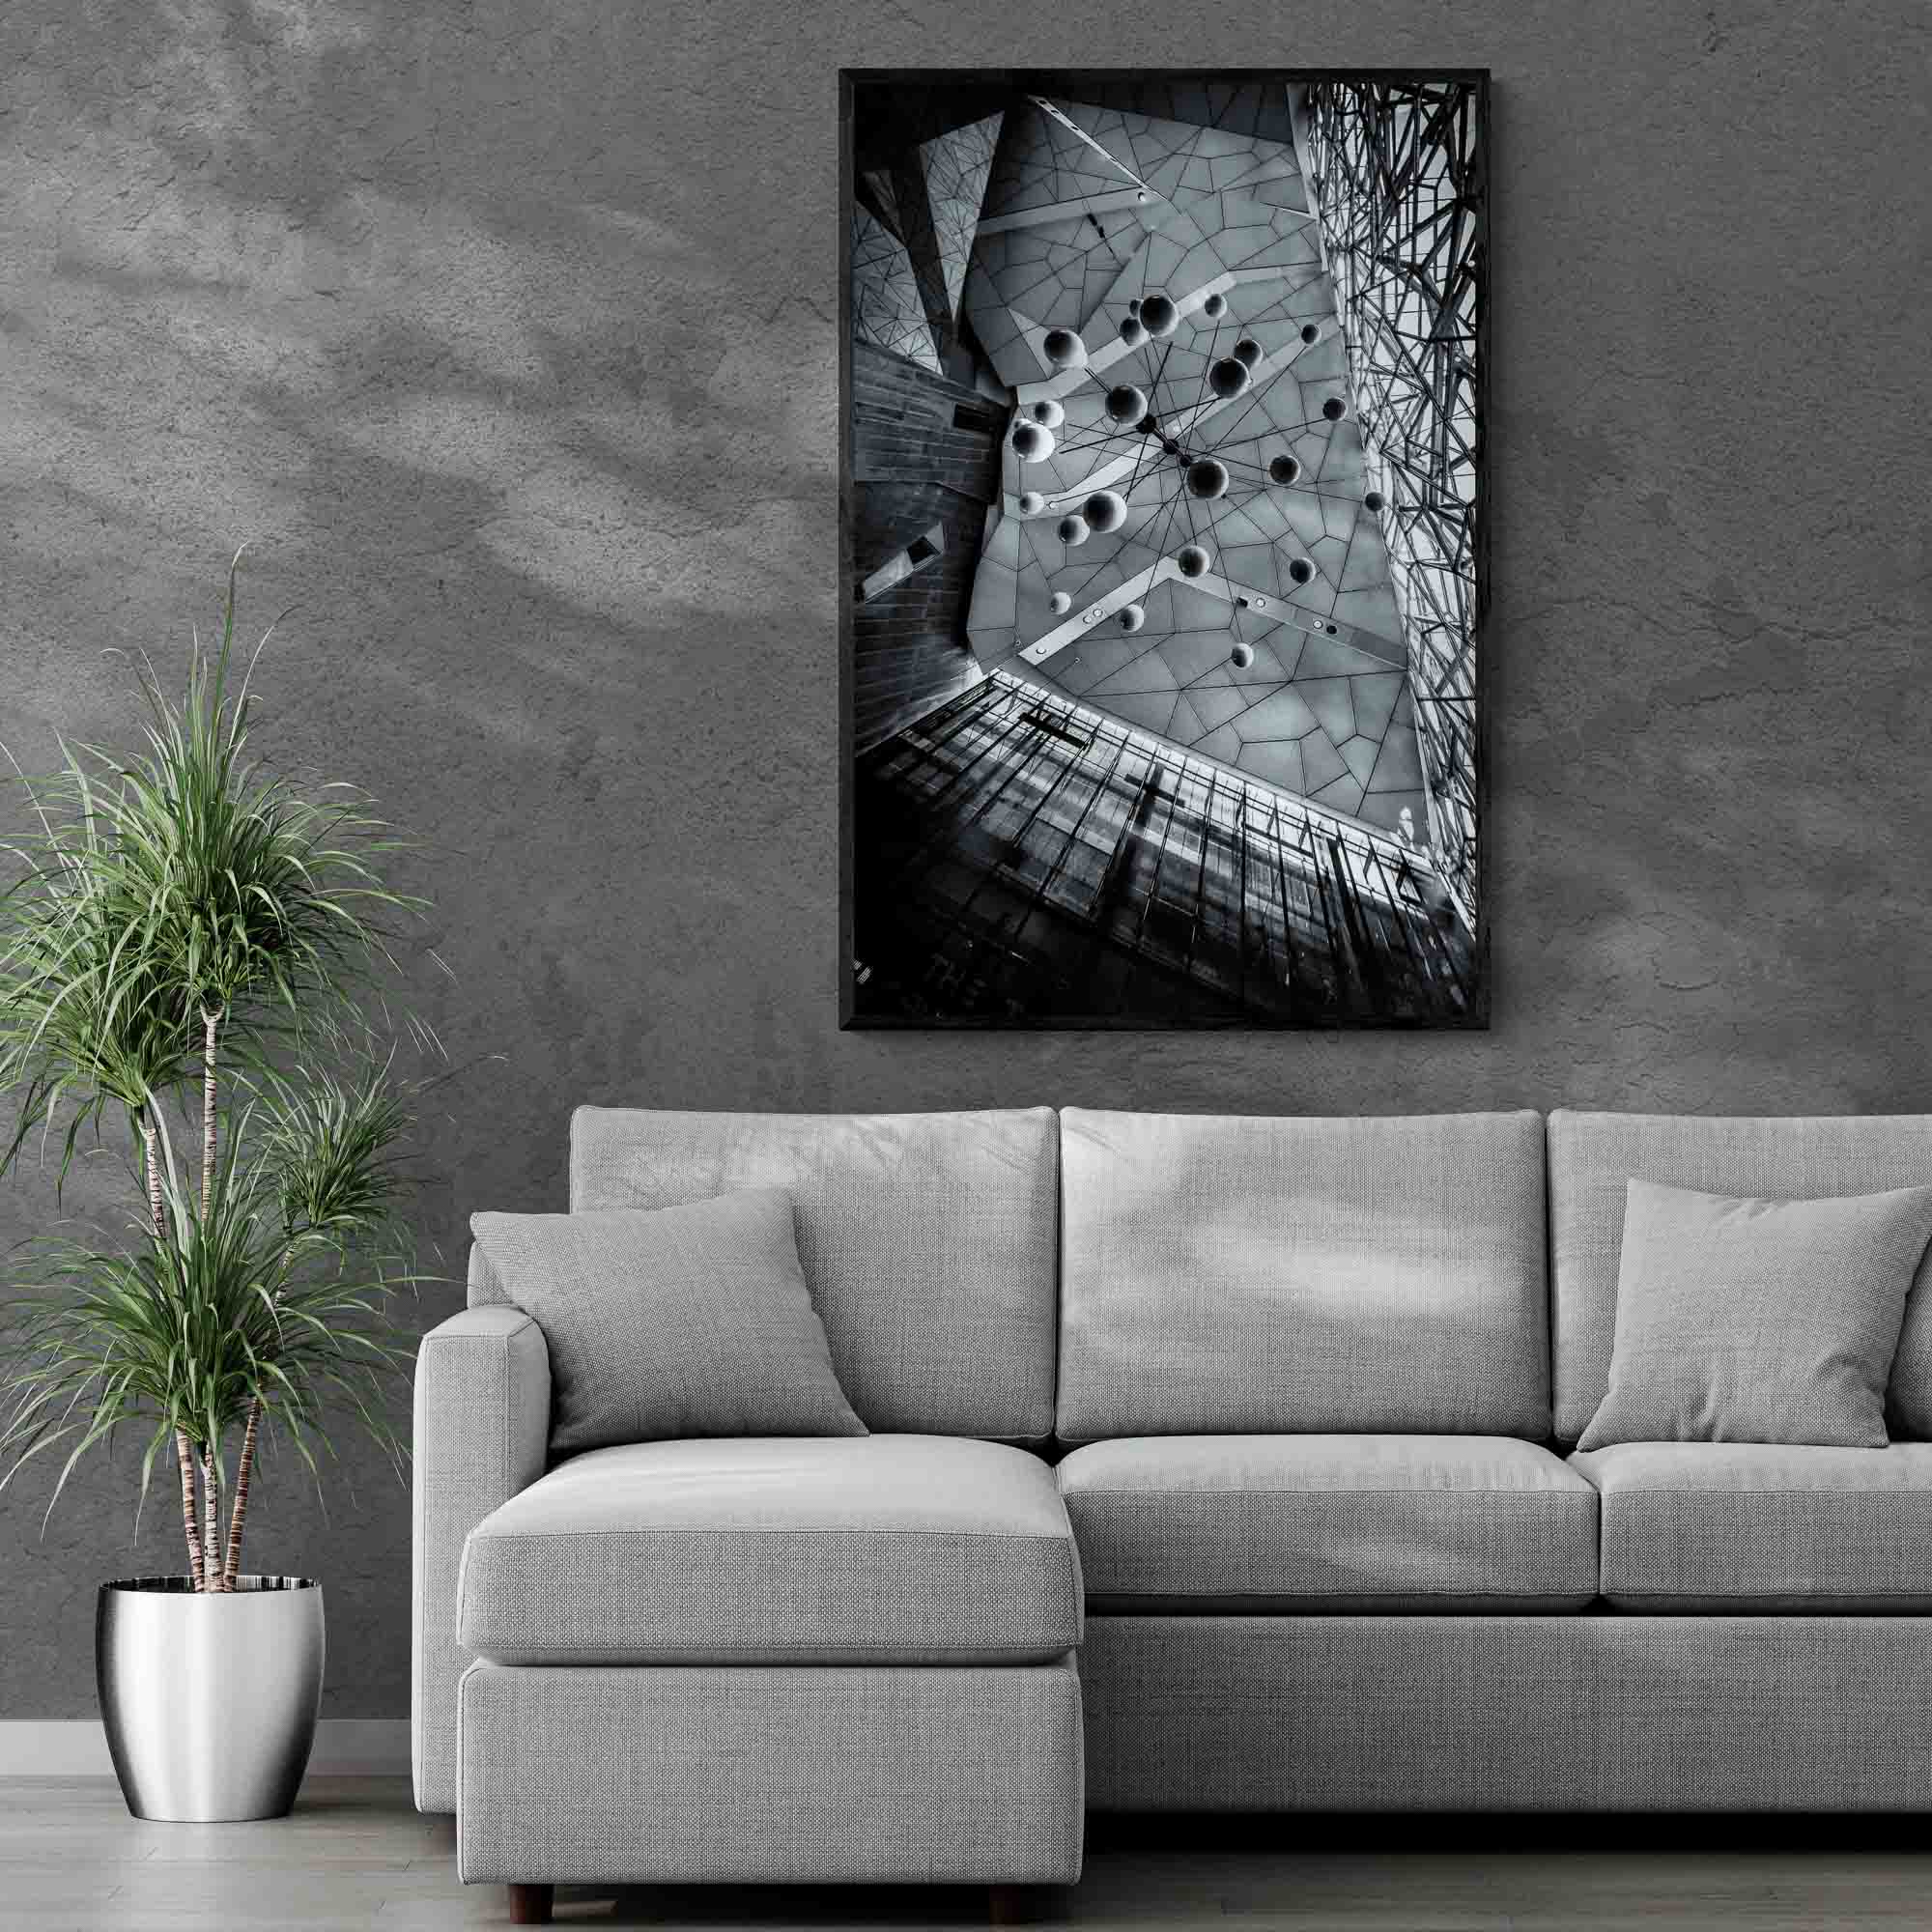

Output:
xmin=850 ymin=202 xmax=940 ymax=375
xmin=918 ymin=112 xmax=1004 ymax=327
xmin=963 ymin=96 xmax=1427 ymax=842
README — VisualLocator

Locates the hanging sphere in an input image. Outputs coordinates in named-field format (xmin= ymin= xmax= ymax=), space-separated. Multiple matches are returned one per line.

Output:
xmin=1119 ymin=316 xmax=1147 ymax=348
xmin=1300 ymin=322 xmax=1321 ymax=344
xmin=1126 ymin=298 xmax=1143 ymax=318
xmin=1030 ymin=398 xmax=1065 ymax=429
xmin=1177 ymin=543 xmax=1211 ymax=579
xmin=1321 ymin=396 xmax=1348 ymax=420
xmin=1202 ymin=292 xmax=1228 ymax=320
xmin=1017 ymin=490 xmax=1045 ymax=515
xmin=1057 ymin=514 xmax=1091 ymax=547
xmin=1118 ymin=603 xmax=1147 ymax=634
xmin=1231 ymin=338 xmax=1262 ymax=370
xmin=1208 ymin=356 xmax=1251 ymax=400
xmin=1011 ymin=421 xmax=1054 ymax=461
xmin=1268 ymin=454 xmax=1300 ymax=486
xmin=1186 ymin=457 xmax=1229 ymax=499
xmin=1041 ymin=327 xmax=1087 ymax=370
xmin=1139 ymin=293 xmax=1179 ymax=336
xmin=1230 ymin=640 xmax=1256 ymax=670
xmin=1049 ymin=590 xmax=1072 ymax=614
xmin=1363 ymin=490 xmax=1385 ymax=513
xmin=1083 ymin=490 xmax=1128 ymax=535
xmin=1288 ymin=556 xmax=1315 ymax=585
xmin=1105 ymin=383 xmax=1148 ymax=424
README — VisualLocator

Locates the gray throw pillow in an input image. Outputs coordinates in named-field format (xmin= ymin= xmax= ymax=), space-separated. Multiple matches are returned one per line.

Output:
xmin=470 ymin=1190 xmax=867 ymax=1456
xmin=1577 ymin=1178 xmax=1932 ymax=1451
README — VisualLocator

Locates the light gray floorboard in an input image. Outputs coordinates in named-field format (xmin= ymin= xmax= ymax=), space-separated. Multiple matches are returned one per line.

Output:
xmin=2 ymin=1779 xmax=1932 ymax=1930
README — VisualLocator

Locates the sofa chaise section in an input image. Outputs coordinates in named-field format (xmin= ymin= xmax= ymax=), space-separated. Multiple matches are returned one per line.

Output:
xmin=458 ymin=1434 xmax=1082 ymax=1665
xmin=412 ymin=1105 xmax=1082 ymax=1915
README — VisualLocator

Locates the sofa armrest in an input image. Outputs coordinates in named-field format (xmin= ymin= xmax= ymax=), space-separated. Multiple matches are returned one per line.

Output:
xmin=411 ymin=1301 xmax=551 ymax=1812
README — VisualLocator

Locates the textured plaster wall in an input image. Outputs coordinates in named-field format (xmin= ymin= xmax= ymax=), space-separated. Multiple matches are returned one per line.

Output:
xmin=1 ymin=0 xmax=1928 ymax=1717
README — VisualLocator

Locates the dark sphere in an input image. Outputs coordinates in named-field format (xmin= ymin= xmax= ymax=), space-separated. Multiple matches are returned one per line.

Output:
xmin=1185 ymin=458 xmax=1229 ymax=499
xmin=1208 ymin=357 xmax=1251 ymax=400
xmin=1042 ymin=327 xmax=1087 ymax=370
xmin=1233 ymin=338 xmax=1262 ymax=368
xmin=1120 ymin=317 xmax=1147 ymax=348
xmin=1202 ymin=293 xmax=1228 ymax=319
xmin=1288 ymin=556 xmax=1315 ymax=585
xmin=1177 ymin=543 xmax=1211 ymax=579
xmin=1363 ymin=490 xmax=1384 ymax=512
xmin=1083 ymin=490 xmax=1127 ymax=535
xmin=1140 ymin=293 xmax=1179 ymax=336
xmin=1300 ymin=322 xmax=1321 ymax=344
xmin=1230 ymin=641 xmax=1256 ymax=670
xmin=1106 ymin=384 xmax=1148 ymax=424
xmin=1321 ymin=396 xmax=1348 ymax=420
xmin=1268 ymin=454 xmax=1300 ymax=486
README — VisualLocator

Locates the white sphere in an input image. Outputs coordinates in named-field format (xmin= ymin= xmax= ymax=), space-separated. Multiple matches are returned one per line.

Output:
xmin=1017 ymin=490 xmax=1045 ymax=515
xmin=1011 ymin=421 xmax=1055 ymax=461
xmin=1118 ymin=603 xmax=1147 ymax=634
xmin=1057 ymin=514 xmax=1091 ymax=548
xmin=1049 ymin=591 xmax=1072 ymax=615
xmin=1030 ymin=398 xmax=1065 ymax=429
xmin=1230 ymin=640 xmax=1256 ymax=670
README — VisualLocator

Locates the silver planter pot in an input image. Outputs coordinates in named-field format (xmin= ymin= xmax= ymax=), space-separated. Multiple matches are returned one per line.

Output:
xmin=97 ymin=1577 xmax=325 ymax=1821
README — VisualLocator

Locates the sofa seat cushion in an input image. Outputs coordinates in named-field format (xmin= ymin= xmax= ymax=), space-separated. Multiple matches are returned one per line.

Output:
xmin=1573 ymin=1440 xmax=1932 ymax=1610
xmin=1057 ymin=1435 xmax=1599 ymax=1611
xmin=458 ymin=1435 xmax=1081 ymax=1665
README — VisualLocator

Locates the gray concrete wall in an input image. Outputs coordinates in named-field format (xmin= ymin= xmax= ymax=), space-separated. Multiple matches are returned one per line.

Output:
xmin=1 ymin=0 xmax=1927 ymax=1717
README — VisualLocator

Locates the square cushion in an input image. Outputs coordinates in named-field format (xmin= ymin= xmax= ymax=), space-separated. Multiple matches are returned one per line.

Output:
xmin=1548 ymin=1111 xmax=1932 ymax=1442
xmin=1057 ymin=1435 xmax=1598 ymax=1611
xmin=559 ymin=1107 xmax=1059 ymax=1439
xmin=470 ymin=1192 xmax=865 ymax=1458
xmin=459 ymin=1435 xmax=1081 ymax=1665
xmin=1573 ymin=1440 xmax=1932 ymax=1610
xmin=1576 ymin=1179 xmax=1932 ymax=1452
xmin=1056 ymin=1110 xmax=1549 ymax=1441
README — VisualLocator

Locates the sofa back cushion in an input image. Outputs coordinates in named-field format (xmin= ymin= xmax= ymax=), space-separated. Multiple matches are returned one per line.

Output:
xmin=546 ymin=1106 xmax=1058 ymax=1439
xmin=1549 ymin=1111 xmax=1932 ymax=1442
xmin=1056 ymin=1108 xmax=1548 ymax=1441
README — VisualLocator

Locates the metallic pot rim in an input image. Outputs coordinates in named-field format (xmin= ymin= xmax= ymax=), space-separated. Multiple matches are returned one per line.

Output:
xmin=100 ymin=1576 xmax=318 ymax=1595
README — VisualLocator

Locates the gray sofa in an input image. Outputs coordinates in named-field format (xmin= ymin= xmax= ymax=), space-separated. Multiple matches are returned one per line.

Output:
xmin=413 ymin=1104 xmax=1932 ymax=1919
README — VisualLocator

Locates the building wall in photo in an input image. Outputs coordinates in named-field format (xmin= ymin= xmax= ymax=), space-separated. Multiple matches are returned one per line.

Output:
xmin=0 ymin=0 xmax=1928 ymax=1718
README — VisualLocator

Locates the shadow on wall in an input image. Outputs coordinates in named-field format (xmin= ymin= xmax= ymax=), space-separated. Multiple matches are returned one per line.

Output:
xmin=5 ymin=0 xmax=1932 ymax=1718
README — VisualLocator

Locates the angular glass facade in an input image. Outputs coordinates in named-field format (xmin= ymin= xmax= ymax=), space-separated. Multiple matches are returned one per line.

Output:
xmin=853 ymin=671 xmax=1474 ymax=1024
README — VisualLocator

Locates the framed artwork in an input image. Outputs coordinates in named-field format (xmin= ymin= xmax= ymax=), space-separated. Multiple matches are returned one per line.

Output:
xmin=840 ymin=71 xmax=1487 ymax=1028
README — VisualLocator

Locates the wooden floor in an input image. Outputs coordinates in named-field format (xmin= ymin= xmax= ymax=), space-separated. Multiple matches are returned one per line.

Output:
xmin=6 ymin=1778 xmax=1932 ymax=1930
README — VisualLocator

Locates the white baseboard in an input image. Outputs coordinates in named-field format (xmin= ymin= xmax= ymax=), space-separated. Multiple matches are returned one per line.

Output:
xmin=0 ymin=1718 xmax=410 ymax=1777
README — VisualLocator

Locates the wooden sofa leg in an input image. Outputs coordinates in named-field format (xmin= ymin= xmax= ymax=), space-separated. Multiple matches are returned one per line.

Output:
xmin=507 ymin=1882 xmax=553 ymax=1924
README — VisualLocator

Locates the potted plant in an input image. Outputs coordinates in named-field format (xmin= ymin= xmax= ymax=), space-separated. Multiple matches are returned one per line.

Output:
xmin=0 ymin=554 xmax=428 ymax=1820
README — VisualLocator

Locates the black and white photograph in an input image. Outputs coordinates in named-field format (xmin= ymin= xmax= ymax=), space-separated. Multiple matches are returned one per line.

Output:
xmin=844 ymin=72 xmax=1485 ymax=1027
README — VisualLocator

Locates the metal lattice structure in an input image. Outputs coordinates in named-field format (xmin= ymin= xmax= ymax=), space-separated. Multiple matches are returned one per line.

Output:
xmin=1299 ymin=79 xmax=1484 ymax=930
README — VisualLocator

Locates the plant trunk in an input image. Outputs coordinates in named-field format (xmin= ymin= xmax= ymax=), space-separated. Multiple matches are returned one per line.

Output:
xmin=199 ymin=1009 xmax=221 ymax=1221
xmin=146 ymin=1116 xmax=204 ymax=1590
xmin=202 ymin=1446 xmax=225 ymax=1592
xmin=223 ymin=1399 xmax=263 ymax=1588
xmin=175 ymin=1430 xmax=205 ymax=1590
xmin=140 ymin=1117 xmax=165 ymax=1241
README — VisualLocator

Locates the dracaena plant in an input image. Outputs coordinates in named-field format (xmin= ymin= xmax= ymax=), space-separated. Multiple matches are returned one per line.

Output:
xmin=0 ymin=552 xmax=431 ymax=1589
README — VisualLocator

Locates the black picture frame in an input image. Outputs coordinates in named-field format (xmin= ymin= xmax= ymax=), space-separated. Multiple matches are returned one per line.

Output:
xmin=840 ymin=70 xmax=1490 ymax=1030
